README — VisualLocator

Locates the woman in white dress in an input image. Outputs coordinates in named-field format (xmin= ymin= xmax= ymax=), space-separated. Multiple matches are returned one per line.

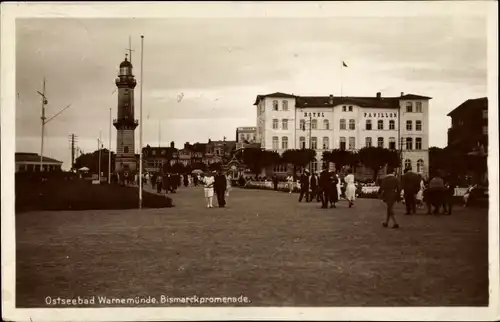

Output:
xmin=416 ymin=177 xmax=425 ymax=208
xmin=286 ymin=175 xmax=294 ymax=194
xmin=225 ymin=173 xmax=232 ymax=197
xmin=202 ymin=173 xmax=215 ymax=208
xmin=344 ymin=169 xmax=356 ymax=208
xmin=336 ymin=174 xmax=342 ymax=200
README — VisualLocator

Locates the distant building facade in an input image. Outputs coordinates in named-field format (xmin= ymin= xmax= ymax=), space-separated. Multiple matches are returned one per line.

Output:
xmin=254 ymin=92 xmax=431 ymax=178
xmin=447 ymin=97 xmax=488 ymax=154
xmin=142 ymin=139 xmax=236 ymax=173
xmin=236 ymin=127 xmax=257 ymax=150
xmin=15 ymin=153 xmax=63 ymax=173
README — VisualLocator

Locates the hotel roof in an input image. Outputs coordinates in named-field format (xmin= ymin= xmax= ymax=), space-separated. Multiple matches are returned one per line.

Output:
xmin=15 ymin=152 xmax=63 ymax=164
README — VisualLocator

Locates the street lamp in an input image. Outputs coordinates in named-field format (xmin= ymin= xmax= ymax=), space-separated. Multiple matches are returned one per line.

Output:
xmin=37 ymin=78 xmax=72 ymax=172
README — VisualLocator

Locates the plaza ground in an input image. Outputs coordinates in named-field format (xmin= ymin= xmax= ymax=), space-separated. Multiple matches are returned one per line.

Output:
xmin=16 ymin=186 xmax=488 ymax=307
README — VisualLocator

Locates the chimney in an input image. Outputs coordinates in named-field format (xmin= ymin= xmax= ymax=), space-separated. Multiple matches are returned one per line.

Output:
xmin=184 ymin=142 xmax=189 ymax=149
xmin=329 ymin=94 xmax=334 ymax=105
xmin=208 ymin=138 xmax=211 ymax=143
xmin=400 ymin=92 xmax=404 ymax=97
xmin=170 ymin=141 xmax=175 ymax=148
xmin=376 ymin=92 xmax=381 ymax=98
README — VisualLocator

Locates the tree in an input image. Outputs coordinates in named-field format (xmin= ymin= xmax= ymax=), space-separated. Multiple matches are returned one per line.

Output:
xmin=74 ymin=149 xmax=116 ymax=175
xmin=281 ymin=149 xmax=316 ymax=177
xmin=191 ymin=161 xmax=207 ymax=172
xmin=242 ymin=148 xmax=281 ymax=175
xmin=172 ymin=162 xmax=186 ymax=174
xmin=358 ymin=147 xmax=400 ymax=181
xmin=209 ymin=162 xmax=223 ymax=171
xmin=322 ymin=149 xmax=356 ymax=172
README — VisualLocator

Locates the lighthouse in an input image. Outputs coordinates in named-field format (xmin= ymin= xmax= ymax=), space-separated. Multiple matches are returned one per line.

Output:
xmin=113 ymin=54 xmax=138 ymax=179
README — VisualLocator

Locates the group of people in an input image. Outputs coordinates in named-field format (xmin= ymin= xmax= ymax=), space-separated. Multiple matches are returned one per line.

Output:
xmin=379 ymin=167 xmax=458 ymax=229
xmin=285 ymin=168 xmax=357 ymax=209
xmin=146 ymin=172 xmax=203 ymax=194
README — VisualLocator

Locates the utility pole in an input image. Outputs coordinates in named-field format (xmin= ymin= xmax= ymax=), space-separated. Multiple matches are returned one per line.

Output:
xmin=38 ymin=78 xmax=47 ymax=172
xmin=109 ymin=107 xmax=112 ymax=184
xmin=98 ymin=132 xmax=102 ymax=183
xmin=309 ymin=114 xmax=312 ymax=172
xmin=37 ymin=78 xmax=72 ymax=172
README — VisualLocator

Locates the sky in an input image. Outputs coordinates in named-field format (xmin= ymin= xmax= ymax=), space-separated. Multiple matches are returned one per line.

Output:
xmin=15 ymin=6 xmax=489 ymax=170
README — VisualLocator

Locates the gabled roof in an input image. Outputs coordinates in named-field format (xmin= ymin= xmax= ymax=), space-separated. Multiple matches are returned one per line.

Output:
xmin=296 ymin=96 xmax=400 ymax=109
xmin=253 ymin=92 xmax=296 ymax=105
xmin=15 ymin=152 xmax=63 ymax=164
xmin=447 ymin=97 xmax=488 ymax=117
xmin=253 ymin=92 xmax=431 ymax=107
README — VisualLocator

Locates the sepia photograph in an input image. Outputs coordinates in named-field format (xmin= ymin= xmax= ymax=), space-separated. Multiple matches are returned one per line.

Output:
xmin=1 ymin=1 xmax=498 ymax=321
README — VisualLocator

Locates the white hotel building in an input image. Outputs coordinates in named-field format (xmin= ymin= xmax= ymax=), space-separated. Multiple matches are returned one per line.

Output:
xmin=254 ymin=92 xmax=430 ymax=178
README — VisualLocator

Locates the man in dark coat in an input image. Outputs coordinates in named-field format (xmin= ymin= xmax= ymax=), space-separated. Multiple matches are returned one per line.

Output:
xmin=183 ymin=174 xmax=189 ymax=187
xmin=309 ymin=172 xmax=318 ymax=202
xmin=214 ymin=170 xmax=227 ymax=207
xmin=379 ymin=169 xmax=401 ymax=229
xmin=319 ymin=169 xmax=330 ymax=209
xmin=328 ymin=170 xmax=339 ymax=208
xmin=298 ymin=170 xmax=310 ymax=202
xmin=402 ymin=167 xmax=421 ymax=215
xmin=272 ymin=174 xmax=279 ymax=191
xmin=442 ymin=173 xmax=457 ymax=215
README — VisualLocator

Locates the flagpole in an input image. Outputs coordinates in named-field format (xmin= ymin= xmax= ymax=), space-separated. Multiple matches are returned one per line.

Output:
xmin=340 ymin=61 xmax=343 ymax=97
xmin=139 ymin=35 xmax=144 ymax=209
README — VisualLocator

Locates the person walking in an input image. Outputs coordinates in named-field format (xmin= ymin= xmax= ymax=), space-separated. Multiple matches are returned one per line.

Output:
xmin=226 ymin=173 xmax=232 ymax=197
xmin=427 ymin=171 xmax=446 ymax=215
xmin=344 ymin=169 xmax=356 ymax=208
xmin=309 ymin=172 xmax=318 ymax=202
xmin=328 ymin=170 xmax=339 ymax=208
xmin=401 ymin=167 xmax=421 ymax=215
xmin=379 ymin=168 xmax=401 ymax=229
xmin=156 ymin=174 xmax=163 ymax=194
xmin=272 ymin=174 xmax=279 ymax=191
xmin=214 ymin=170 xmax=227 ymax=207
xmin=319 ymin=168 xmax=330 ymax=209
xmin=443 ymin=172 xmax=457 ymax=215
xmin=298 ymin=170 xmax=310 ymax=202
xmin=286 ymin=174 xmax=294 ymax=194
xmin=183 ymin=174 xmax=189 ymax=187
xmin=336 ymin=173 xmax=342 ymax=200
xmin=202 ymin=173 xmax=215 ymax=208
xmin=416 ymin=176 xmax=425 ymax=208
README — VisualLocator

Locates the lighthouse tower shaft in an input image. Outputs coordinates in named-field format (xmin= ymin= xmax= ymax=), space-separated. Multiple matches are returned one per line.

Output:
xmin=113 ymin=56 xmax=138 ymax=176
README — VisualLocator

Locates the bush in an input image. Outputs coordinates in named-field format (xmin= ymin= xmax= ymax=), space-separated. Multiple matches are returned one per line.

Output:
xmin=15 ymin=177 xmax=174 ymax=212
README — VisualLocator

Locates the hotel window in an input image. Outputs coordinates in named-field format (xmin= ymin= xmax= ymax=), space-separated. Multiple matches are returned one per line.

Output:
xmin=483 ymin=109 xmax=488 ymax=119
xmin=349 ymin=119 xmax=356 ymax=130
xmin=365 ymin=137 xmax=372 ymax=147
xmin=311 ymin=119 xmax=318 ymax=130
xmin=417 ymin=159 xmax=424 ymax=173
xmin=311 ymin=137 xmax=318 ymax=149
xmin=406 ymin=137 xmax=413 ymax=150
xmin=272 ymin=100 xmax=278 ymax=111
xmin=282 ymin=100 xmax=288 ymax=111
xmin=323 ymin=119 xmax=330 ymax=130
xmin=340 ymin=119 xmax=346 ymax=130
xmin=348 ymin=106 xmax=353 ymax=112
xmin=342 ymin=106 xmax=347 ymax=112
xmin=389 ymin=120 xmax=395 ymax=130
xmin=282 ymin=136 xmax=288 ymax=149
xmin=272 ymin=136 xmax=279 ymax=150
xmin=282 ymin=119 xmax=288 ymax=130
xmin=406 ymin=120 xmax=412 ymax=131
xmin=389 ymin=137 xmax=396 ymax=150
xmin=161 ymin=150 xmax=166 ymax=155
xmin=378 ymin=120 xmax=384 ymax=130
xmin=406 ymin=101 xmax=413 ymax=112
xmin=416 ymin=120 xmax=422 ymax=131
xmin=416 ymin=102 xmax=422 ymax=113
xmin=405 ymin=159 xmax=412 ymax=169
xmin=415 ymin=137 xmax=422 ymax=150
xmin=272 ymin=119 xmax=279 ymax=129
xmin=340 ymin=137 xmax=346 ymax=150
xmin=483 ymin=126 xmax=488 ymax=135
xmin=300 ymin=119 xmax=306 ymax=130
xmin=310 ymin=160 xmax=318 ymax=173
xmin=152 ymin=150 xmax=156 ymax=155
xmin=323 ymin=137 xmax=329 ymax=149
xmin=239 ymin=133 xmax=245 ymax=142
xmin=366 ymin=120 xmax=372 ymax=130
xmin=299 ymin=136 xmax=306 ymax=149
xmin=377 ymin=137 xmax=384 ymax=148
xmin=349 ymin=137 xmax=356 ymax=150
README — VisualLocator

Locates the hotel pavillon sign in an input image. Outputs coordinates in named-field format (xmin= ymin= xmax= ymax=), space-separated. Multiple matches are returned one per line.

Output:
xmin=364 ymin=112 xmax=398 ymax=118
